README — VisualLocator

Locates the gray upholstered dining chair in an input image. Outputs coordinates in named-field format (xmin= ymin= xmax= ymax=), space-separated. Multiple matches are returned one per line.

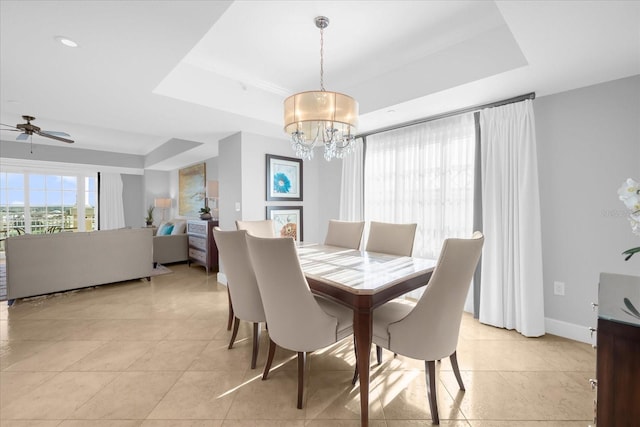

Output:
xmin=371 ymin=231 xmax=484 ymax=425
xmin=213 ymin=229 xmax=266 ymax=370
xmin=365 ymin=220 xmax=418 ymax=364
xmin=235 ymin=219 xmax=276 ymax=238
xmin=245 ymin=234 xmax=354 ymax=409
xmin=365 ymin=221 xmax=417 ymax=256
xmin=324 ymin=219 xmax=365 ymax=249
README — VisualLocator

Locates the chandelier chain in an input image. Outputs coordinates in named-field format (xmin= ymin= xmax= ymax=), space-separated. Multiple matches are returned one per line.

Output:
xmin=320 ymin=25 xmax=325 ymax=91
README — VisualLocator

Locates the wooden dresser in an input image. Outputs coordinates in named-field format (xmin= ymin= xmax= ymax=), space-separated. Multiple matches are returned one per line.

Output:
xmin=186 ymin=219 xmax=219 ymax=274
xmin=595 ymin=272 xmax=640 ymax=425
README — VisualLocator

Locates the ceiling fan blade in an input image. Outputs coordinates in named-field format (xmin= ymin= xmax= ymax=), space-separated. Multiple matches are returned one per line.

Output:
xmin=35 ymin=130 xmax=74 ymax=144
xmin=16 ymin=133 xmax=29 ymax=141
xmin=41 ymin=130 xmax=71 ymax=137
xmin=0 ymin=122 xmax=19 ymax=130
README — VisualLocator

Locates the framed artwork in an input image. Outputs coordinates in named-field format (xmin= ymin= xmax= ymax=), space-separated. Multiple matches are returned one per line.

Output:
xmin=266 ymin=154 xmax=303 ymax=201
xmin=179 ymin=163 xmax=206 ymax=217
xmin=266 ymin=206 xmax=303 ymax=242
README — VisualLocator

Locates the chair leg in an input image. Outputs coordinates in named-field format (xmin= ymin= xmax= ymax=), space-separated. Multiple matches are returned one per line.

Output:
xmin=297 ymin=351 xmax=306 ymax=409
xmin=226 ymin=287 xmax=234 ymax=331
xmin=376 ymin=345 xmax=383 ymax=364
xmin=251 ymin=322 xmax=261 ymax=369
xmin=262 ymin=338 xmax=277 ymax=380
xmin=228 ymin=317 xmax=240 ymax=349
xmin=425 ymin=360 xmax=439 ymax=425
xmin=352 ymin=336 xmax=359 ymax=385
xmin=450 ymin=350 xmax=465 ymax=390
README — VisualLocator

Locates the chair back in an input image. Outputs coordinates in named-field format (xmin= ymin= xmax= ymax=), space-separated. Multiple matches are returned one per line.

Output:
xmin=236 ymin=219 xmax=276 ymax=238
xmin=245 ymin=235 xmax=339 ymax=352
xmin=213 ymin=229 xmax=265 ymax=323
xmin=324 ymin=220 xmax=365 ymax=249
xmin=388 ymin=231 xmax=484 ymax=360
xmin=365 ymin=221 xmax=417 ymax=256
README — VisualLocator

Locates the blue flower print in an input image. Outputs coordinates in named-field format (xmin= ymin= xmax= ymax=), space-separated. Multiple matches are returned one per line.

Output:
xmin=274 ymin=172 xmax=291 ymax=193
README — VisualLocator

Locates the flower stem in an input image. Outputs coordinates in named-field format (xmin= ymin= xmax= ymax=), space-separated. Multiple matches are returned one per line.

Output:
xmin=623 ymin=247 xmax=640 ymax=261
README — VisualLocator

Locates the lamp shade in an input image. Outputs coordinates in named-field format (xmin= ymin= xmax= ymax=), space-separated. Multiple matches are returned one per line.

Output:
xmin=206 ymin=180 xmax=219 ymax=198
xmin=284 ymin=91 xmax=358 ymax=136
xmin=154 ymin=198 xmax=171 ymax=209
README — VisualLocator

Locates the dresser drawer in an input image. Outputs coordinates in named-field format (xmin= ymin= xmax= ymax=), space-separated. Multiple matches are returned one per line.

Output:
xmin=187 ymin=221 xmax=207 ymax=236
xmin=189 ymin=235 xmax=207 ymax=250
xmin=189 ymin=248 xmax=206 ymax=263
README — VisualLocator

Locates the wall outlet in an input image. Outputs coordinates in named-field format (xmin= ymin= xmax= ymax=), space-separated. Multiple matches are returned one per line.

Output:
xmin=554 ymin=281 xmax=565 ymax=296
xmin=235 ymin=202 xmax=241 ymax=212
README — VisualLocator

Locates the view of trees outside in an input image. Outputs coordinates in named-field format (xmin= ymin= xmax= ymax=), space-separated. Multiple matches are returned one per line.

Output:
xmin=0 ymin=172 xmax=97 ymax=251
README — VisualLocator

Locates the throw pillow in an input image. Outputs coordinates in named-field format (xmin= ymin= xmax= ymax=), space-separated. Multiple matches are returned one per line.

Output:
xmin=158 ymin=222 xmax=174 ymax=236
xmin=171 ymin=221 xmax=186 ymax=235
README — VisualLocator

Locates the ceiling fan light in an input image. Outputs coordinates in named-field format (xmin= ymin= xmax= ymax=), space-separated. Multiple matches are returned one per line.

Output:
xmin=55 ymin=36 xmax=78 ymax=48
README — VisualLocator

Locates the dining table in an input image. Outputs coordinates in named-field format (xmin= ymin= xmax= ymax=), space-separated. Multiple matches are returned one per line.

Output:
xmin=297 ymin=243 xmax=437 ymax=427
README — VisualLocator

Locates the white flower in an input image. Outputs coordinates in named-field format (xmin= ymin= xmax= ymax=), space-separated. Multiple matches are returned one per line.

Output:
xmin=618 ymin=178 xmax=640 ymax=211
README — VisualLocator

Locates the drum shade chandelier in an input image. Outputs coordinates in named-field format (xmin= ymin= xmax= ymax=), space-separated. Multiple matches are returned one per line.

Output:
xmin=284 ymin=16 xmax=359 ymax=161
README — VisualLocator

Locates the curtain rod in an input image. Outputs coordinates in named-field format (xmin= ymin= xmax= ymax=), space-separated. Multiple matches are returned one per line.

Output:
xmin=357 ymin=92 xmax=536 ymax=139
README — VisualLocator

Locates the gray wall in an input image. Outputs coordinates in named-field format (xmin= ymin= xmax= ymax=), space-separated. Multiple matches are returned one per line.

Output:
xmin=121 ymin=174 xmax=144 ymax=228
xmin=536 ymin=75 xmax=640 ymax=340
xmin=144 ymin=170 xmax=171 ymax=224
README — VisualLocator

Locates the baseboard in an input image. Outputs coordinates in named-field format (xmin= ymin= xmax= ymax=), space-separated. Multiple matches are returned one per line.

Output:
xmin=216 ymin=272 xmax=227 ymax=286
xmin=545 ymin=317 xmax=594 ymax=344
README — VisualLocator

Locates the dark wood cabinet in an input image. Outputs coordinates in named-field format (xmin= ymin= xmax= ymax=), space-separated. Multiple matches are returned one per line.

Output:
xmin=187 ymin=219 xmax=219 ymax=274
xmin=596 ymin=318 xmax=640 ymax=426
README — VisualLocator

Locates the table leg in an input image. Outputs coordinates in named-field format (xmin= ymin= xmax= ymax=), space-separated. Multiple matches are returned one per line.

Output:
xmin=354 ymin=308 xmax=372 ymax=427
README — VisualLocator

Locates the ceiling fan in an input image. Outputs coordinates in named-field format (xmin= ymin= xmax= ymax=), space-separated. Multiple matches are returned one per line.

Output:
xmin=0 ymin=115 xmax=74 ymax=144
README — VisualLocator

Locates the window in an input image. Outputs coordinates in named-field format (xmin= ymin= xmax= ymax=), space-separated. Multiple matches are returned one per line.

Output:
xmin=0 ymin=170 xmax=97 ymax=251
xmin=364 ymin=113 xmax=476 ymax=260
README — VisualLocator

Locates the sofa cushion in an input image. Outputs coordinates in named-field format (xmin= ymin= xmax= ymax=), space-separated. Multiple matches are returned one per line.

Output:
xmin=158 ymin=222 xmax=174 ymax=235
xmin=171 ymin=221 xmax=186 ymax=235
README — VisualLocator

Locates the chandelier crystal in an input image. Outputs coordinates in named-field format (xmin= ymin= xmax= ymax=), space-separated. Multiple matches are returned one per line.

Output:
xmin=284 ymin=16 xmax=359 ymax=161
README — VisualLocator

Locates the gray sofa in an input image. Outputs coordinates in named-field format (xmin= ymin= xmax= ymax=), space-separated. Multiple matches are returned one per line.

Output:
xmin=5 ymin=228 xmax=153 ymax=301
xmin=153 ymin=219 xmax=188 ymax=265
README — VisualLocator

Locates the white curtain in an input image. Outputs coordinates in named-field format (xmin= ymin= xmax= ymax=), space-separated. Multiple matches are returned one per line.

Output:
xmin=364 ymin=113 xmax=476 ymax=262
xmin=99 ymin=172 xmax=126 ymax=230
xmin=339 ymin=138 xmax=364 ymax=221
xmin=479 ymin=99 xmax=545 ymax=337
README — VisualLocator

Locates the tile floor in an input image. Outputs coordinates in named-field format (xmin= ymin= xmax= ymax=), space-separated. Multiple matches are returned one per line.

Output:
xmin=0 ymin=263 xmax=596 ymax=426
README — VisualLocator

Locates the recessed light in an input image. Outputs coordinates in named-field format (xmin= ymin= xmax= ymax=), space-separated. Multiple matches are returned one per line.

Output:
xmin=387 ymin=109 xmax=397 ymax=114
xmin=55 ymin=36 xmax=79 ymax=48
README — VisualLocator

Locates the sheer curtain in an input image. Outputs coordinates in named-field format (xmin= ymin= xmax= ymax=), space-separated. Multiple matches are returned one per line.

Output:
xmin=479 ymin=100 xmax=545 ymax=337
xmin=339 ymin=138 xmax=364 ymax=221
xmin=99 ymin=172 xmax=126 ymax=230
xmin=364 ymin=113 xmax=476 ymax=262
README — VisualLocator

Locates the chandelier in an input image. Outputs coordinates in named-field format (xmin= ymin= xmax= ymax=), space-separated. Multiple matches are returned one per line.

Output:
xmin=284 ymin=16 xmax=359 ymax=161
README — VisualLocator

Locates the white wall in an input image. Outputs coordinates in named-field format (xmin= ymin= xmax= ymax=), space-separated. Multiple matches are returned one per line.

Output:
xmin=536 ymin=75 xmax=640 ymax=342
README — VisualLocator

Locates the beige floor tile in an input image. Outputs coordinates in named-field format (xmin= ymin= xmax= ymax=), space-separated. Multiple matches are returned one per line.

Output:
xmin=0 ymin=372 xmax=118 ymax=419
xmin=147 ymin=371 xmax=246 ymax=420
xmin=0 ymin=421 xmax=63 ymax=427
xmin=225 ymin=369 xmax=305 ymax=420
xmin=0 ymin=263 xmax=598 ymax=426
xmin=4 ymin=340 xmax=105 ymax=371
xmin=164 ymin=319 xmax=225 ymax=340
xmin=141 ymin=421 xmax=223 ymax=427
xmin=188 ymin=339 xmax=254 ymax=373
xmin=387 ymin=421 xmax=470 ymax=427
xmin=127 ymin=340 xmax=208 ymax=371
xmin=0 ymin=371 xmax=58 ymax=408
xmin=58 ymin=421 xmax=143 ymax=427
xmin=305 ymin=421 xmax=388 ymax=427
xmin=66 ymin=340 xmax=156 ymax=371
xmin=372 ymin=368 xmax=464 ymax=422
xmin=305 ymin=371 xmax=385 ymax=421
xmin=0 ymin=340 xmax=57 ymax=371
xmin=439 ymin=371 xmax=534 ymax=421
xmin=221 ymin=421 xmax=302 ymax=427
xmin=468 ymin=422 xmax=593 ymax=426
xmin=497 ymin=371 xmax=593 ymax=420
xmin=70 ymin=371 xmax=181 ymax=420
